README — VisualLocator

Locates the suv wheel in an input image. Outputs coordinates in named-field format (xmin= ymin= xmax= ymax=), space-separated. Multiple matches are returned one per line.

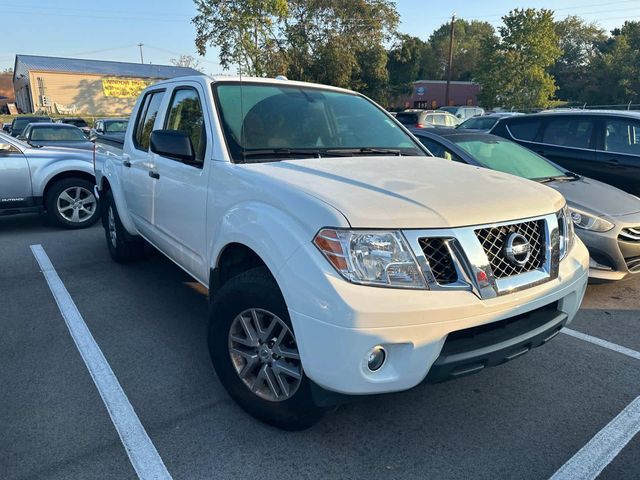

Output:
xmin=102 ymin=190 xmax=145 ymax=263
xmin=45 ymin=178 xmax=100 ymax=229
xmin=209 ymin=267 xmax=324 ymax=430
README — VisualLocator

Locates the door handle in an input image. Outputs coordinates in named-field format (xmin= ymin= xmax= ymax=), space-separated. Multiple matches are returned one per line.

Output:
xmin=122 ymin=160 xmax=131 ymax=167
xmin=149 ymin=170 xmax=160 ymax=179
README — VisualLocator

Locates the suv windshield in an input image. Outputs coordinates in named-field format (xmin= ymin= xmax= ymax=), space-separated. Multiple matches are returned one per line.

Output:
xmin=214 ymin=82 xmax=424 ymax=162
xmin=30 ymin=126 xmax=86 ymax=141
xmin=12 ymin=117 xmax=50 ymax=131
xmin=452 ymin=137 xmax=567 ymax=180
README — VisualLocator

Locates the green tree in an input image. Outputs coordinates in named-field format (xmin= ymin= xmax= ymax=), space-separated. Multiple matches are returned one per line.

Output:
xmin=193 ymin=0 xmax=288 ymax=76
xmin=551 ymin=16 xmax=606 ymax=101
xmin=192 ymin=0 xmax=398 ymax=102
xmin=477 ymin=9 xmax=561 ymax=109
xmin=426 ymin=19 xmax=496 ymax=81
xmin=386 ymin=34 xmax=430 ymax=105
xmin=584 ymin=22 xmax=640 ymax=105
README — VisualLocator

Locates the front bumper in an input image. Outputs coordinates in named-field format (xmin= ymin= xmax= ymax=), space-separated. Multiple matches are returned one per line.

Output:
xmin=277 ymin=238 xmax=589 ymax=395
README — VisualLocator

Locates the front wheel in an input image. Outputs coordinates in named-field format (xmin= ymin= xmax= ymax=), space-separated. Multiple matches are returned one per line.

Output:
xmin=209 ymin=267 xmax=325 ymax=430
xmin=45 ymin=177 xmax=100 ymax=229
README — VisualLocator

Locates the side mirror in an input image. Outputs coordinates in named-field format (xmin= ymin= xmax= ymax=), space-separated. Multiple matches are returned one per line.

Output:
xmin=150 ymin=130 xmax=197 ymax=164
xmin=456 ymin=113 xmax=463 ymax=118
xmin=17 ymin=135 xmax=27 ymax=141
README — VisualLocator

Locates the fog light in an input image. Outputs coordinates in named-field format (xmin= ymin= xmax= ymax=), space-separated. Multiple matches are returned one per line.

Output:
xmin=367 ymin=346 xmax=386 ymax=371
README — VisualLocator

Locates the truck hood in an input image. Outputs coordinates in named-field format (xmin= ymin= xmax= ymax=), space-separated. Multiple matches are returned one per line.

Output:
xmin=245 ymin=156 xmax=565 ymax=228
xmin=547 ymin=176 xmax=640 ymax=218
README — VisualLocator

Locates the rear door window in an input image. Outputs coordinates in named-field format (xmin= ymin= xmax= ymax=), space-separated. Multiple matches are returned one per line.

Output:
xmin=134 ymin=90 xmax=165 ymax=151
xmin=604 ymin=118 xmax=640 ymax=155
xmin=506 ymin=119 xmax=543 ymax=142
xmin=541 ymin=117 xmax=595 ymax=149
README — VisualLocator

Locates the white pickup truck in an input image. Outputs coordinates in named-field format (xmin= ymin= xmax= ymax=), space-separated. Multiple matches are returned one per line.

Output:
xmin=95 ymin=75 xmax=589 ymax=430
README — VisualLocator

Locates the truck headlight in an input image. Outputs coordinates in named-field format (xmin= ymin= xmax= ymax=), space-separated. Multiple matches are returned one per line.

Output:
xmin=313 ymin=229 xmax=426 ymax=288
xmin=569 ymin=207 xmax=614 ymax=233
xmin=558 ymin=205 xmax=576 ymax=260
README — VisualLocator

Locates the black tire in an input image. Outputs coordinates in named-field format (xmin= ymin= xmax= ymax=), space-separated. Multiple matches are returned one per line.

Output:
xmin=45 ymin=177 xmax=100 ymax=229
xmin=102 ymin=190 xmax=145 ymax=263
xmin=209 ymin=267 xmax=325 ymax=430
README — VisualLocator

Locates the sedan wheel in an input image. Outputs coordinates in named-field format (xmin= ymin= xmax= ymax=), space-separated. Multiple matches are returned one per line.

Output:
xmin=57 ymin=186 xmax=97 ymax=224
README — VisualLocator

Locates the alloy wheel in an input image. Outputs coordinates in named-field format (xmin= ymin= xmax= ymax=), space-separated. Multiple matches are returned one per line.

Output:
xmin=57 ymin=186 xmax=97 ymax=223
xmin=107 ymin=206 xmax=117 ymax=248
xmin=228 ymin=308 xmax=302 ymax=402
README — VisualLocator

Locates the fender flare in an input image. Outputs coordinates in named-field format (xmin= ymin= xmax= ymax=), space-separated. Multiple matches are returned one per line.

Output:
xmin=102 ymin=157 xmax=139 ymax=236
xmin=32 ymin=160 xmax=95 ymax=197
xmin=208 ymin=201 xmax=325 ymax=290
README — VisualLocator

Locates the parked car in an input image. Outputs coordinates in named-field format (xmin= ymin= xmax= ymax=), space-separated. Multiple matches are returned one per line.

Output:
xmin=456 ymin=112 xmax=524 ymax=132
xmin=19 ymin=123 xmax=94 ymax=151
xmin=489 ymin=110 xmax=640 ymax=196
xmin=90 ymin=118 xmax=129 ymax=142
xmin=95 ymin=75 xmax=587 ymax=430
xmin=9 ymin=116 xmax=52 ymax=137
xmin=439 ymin=106 xmax=485 ymax=120
xmin=2 ymin=123 xmax=11 ymax=133
xmin=396 ymin=109 xmax=460 ymax=128
xmin=411 ymin=128 xmax=640 ymax=281
xmin=0 ymin=131 xmax=99 ymax=228
xmin=55 ymin=117 xmax=90 ymax=136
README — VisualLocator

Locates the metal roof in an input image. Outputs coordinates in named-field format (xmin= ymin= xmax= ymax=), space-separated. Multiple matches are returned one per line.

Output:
xmin=15 ymin=54 xmax=200 ymax=79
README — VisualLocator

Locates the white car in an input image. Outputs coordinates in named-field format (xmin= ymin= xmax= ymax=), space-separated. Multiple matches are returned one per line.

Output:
xmin=95 ymin=75 xmax=589 ymax=430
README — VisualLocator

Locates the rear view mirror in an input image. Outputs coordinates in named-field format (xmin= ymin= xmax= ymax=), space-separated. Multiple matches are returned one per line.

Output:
xmin=150 ymin=130 xmax=197 ymax=164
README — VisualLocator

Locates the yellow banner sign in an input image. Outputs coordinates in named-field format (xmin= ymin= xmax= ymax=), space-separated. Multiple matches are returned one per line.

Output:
xmin=102 ymin=78 xmax=152 ymax=98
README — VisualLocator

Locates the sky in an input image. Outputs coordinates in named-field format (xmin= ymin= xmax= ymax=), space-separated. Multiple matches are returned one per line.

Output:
xmin=1 ymin=0 xmax=640 ymax=73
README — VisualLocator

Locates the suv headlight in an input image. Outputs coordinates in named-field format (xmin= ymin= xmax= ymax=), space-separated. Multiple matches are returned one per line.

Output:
xmin=569 ymin=207 xmax=614 ymax=232
xmin=313 ymin=229 xmax=426 ymax=288
xmin=557 ymin=205 xmax=576 ymax=260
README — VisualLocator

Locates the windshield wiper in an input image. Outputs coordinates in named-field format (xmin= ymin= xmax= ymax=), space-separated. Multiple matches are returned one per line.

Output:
xmin=240 ymin=149 xmax=323 ymax=163
xmin=534 ymin=175 xmax=578 ymax=183
xmin=324 ymin=147 xmax=404 ymax=156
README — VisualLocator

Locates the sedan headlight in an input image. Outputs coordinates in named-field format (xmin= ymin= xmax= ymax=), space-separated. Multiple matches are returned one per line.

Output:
xmin=313 ymin=229 xmax=426 ymax=288
xmin=569 ymin=207 xmax=614 ymax=233
xmin=558 ymin=205 xmax=576 ymax=260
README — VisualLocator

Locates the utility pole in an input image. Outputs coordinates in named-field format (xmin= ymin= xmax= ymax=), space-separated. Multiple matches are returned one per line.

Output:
xmin=444 ymin=13 xmax=456 ymax=107
xmin=137 ymin=43 xmax=144 ymax=64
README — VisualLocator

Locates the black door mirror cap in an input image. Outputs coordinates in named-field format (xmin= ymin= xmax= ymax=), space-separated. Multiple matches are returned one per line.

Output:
xmin=150 ymin=129 xmax=197 ymax=164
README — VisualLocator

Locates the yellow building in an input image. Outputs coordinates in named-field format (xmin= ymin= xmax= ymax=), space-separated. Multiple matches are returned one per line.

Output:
xmin=13 ymin=54 xmax=200 ymax=115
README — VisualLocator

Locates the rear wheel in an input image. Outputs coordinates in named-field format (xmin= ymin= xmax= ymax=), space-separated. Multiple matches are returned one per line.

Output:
xmin=45 ymin=178 xmax=100 ymax=229
xmin=209 ymin=267 xmax=325 ymax=430
xmin=102 ymin=190 xmax=145 ymax=263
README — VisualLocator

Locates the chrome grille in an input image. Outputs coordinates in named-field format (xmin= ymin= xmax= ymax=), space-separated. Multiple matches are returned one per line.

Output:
xmin=475 ymin=220 xmax=546 ymax=278
xmin=419 ymin=238 xmax=457 ymax=285
xmin=619 ymin=227 xmax=640 ymax=243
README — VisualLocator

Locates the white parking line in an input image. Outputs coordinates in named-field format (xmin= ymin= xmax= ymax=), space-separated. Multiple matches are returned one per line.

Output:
xmin=562 ymin=328 xmax=640 ymax=362
xmin=549 ymin=395 xmax=640 ymax=480
xmin=30 ymin=244 xmax=172 ymax=480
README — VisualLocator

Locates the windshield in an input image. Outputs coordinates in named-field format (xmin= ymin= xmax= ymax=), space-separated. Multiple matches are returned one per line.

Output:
xmin=30 ymin=126 xmax=87 ymax=141
xmin=214 ymin=82 xmax=424 ymax=162
xmin=452 ymin=137 xmax=566 ymax=180
xmin=104 ymin=120 xmax=128 ymax=133
xmin=13 ymin=117 xmax=50 ymax=131
xmin=457 ymin=117 xmax=498 ymax=130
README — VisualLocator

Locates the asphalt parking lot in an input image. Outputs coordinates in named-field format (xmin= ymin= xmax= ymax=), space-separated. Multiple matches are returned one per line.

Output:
xmin=2 ymin=214 xmax=639 ymax=480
